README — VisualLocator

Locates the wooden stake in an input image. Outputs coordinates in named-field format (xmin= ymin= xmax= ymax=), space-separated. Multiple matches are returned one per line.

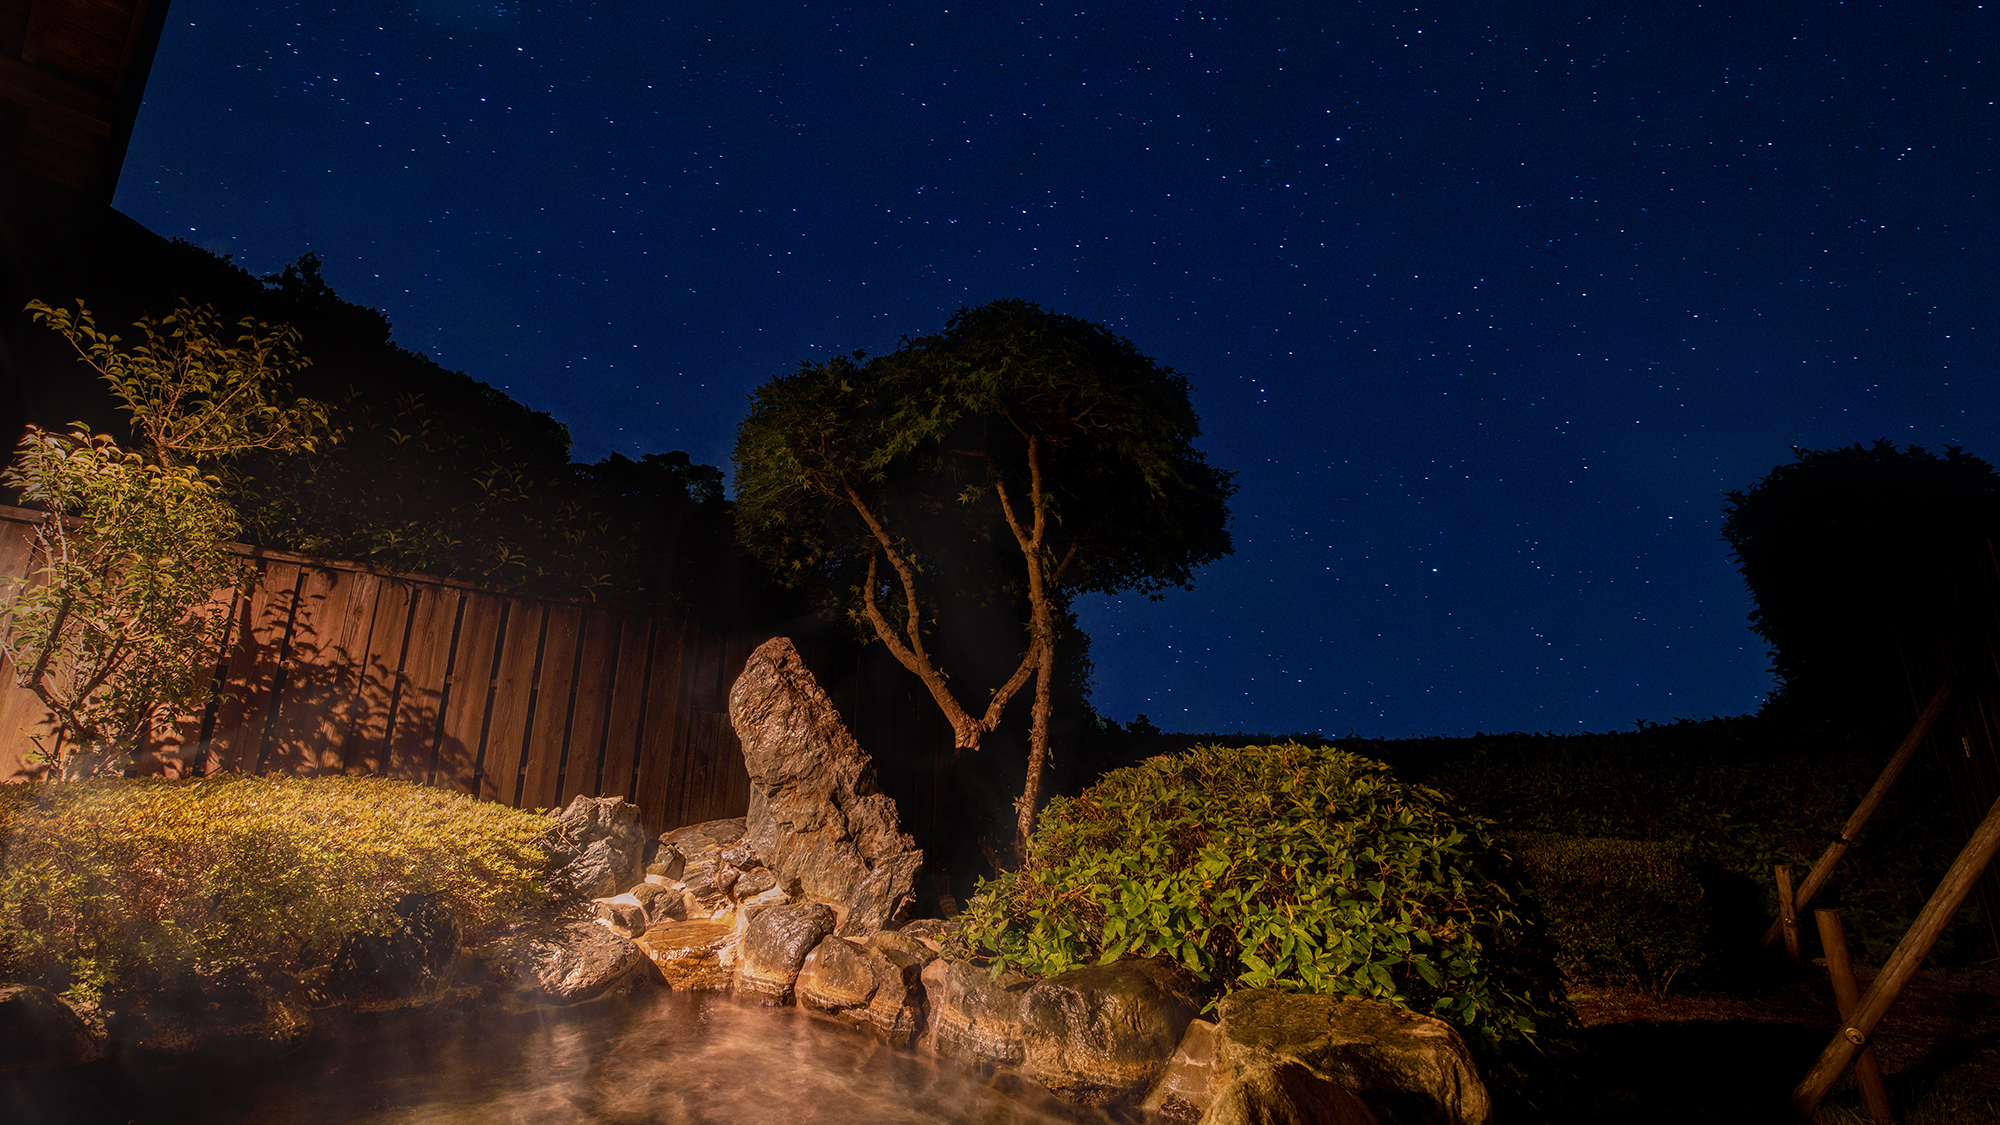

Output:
xmin=1815 ymin=908 xmax=1894 ymax=1124
xmin=1776 ymin=864 xmax=1803 ymax=967
xmin=1793 ymin=792 xmax=2000 ymax=1119
xmin=1765 ymin=682 xmax=1953 ymax=948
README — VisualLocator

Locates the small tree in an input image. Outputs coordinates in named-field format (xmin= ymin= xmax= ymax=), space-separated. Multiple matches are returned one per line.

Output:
xmin=1 ymin=301 xmax=327 ymax=778
xmin=735 ymin=300 xmax=1235 ymax=847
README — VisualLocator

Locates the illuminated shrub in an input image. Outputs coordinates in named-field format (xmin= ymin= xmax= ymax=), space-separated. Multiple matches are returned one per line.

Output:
xmin=947 ymin=742 xmax=1572 ymax=1061
xmin=0 ymin=775 xmax=555 ymax=1003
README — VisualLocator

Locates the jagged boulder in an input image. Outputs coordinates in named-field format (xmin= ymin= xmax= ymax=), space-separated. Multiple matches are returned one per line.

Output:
xmin=1214 ymin=991 xmax=1490 ymax=1125
xmin=798 ymin=931 xmax=934 ymax=1046
xmin=728 ymin=637 xmax=923 ymax=934
xmin=1019 ymin=958 xmax=1202 ymax=1109
xmin=486 ymin=920 xmax=650 ymax=1007
xmin=546 ymin=795 xmax=648 ymax=900
xmin=0 ymin=983 xmax=105 ymax=1072
xmin=733 ymin=902 xmax=837 ymax=1004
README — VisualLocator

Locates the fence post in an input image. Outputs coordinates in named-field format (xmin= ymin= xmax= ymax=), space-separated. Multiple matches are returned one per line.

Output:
xmin=1814 ymin=908 xmax=1895 ymax=1124
xmin=1775 ymin=864 xmax=1803 ymax=967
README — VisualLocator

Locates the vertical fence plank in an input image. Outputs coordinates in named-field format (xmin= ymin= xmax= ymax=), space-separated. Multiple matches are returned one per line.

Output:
xmin=477 ymin=600 xmax=545 ymax=806
xmin=257 ymin=565 xmax=372 ymax=777
xmin=519 ymin=604 xmax=584 ymax=811
xmin=340 ymin=578 xmax=416 ymax=776
xmin=557 ymin=607 xmax=622 ymax=806
xmin=435 ymin=592 xmax=506 ymax=793
xmin=633 ymin=616 xmax=689 ymax=831
xmin=311 ymin=569 xmax=384 ymax=775
xmin=209 ymin=561 xmax=303 ymax=773
xmin=596 ymin=615 xmax=654 ymax=803
xmin=384 ymin=586 xmax=459 ymax=783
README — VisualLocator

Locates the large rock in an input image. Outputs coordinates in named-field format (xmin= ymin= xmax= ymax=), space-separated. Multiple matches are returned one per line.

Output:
xmin=733 ymin=903 xmax=837 ymax=1004
xmin=546 ymin=795 xmax=648 ymax=900
xmin=920 ymin=957 xmax=1032 ymax=1067
xmin=1200 ymin=1059 xmax=1381 ymax=1125
xmin=1142 ymin=1017 xmax=1221 ymax=1121
xmin=1019 ymin=958 xmax=1202 ymax=1109
xmin=1214 ymin=991 xmax=1490 ymax=1125
xmin=728 ymin=637 xmax=923 ymax=933
xmin=487 ymin=920 xmax=650 ymax=1007
xmin=0 ymin=983 xmax=106 ymax=1072
xmin=105 ymin=960 xmax=313 ymax=1062
xmin=798 ymin=931 xmax=934 ymax=1046
xmin=637 ymin=920 xmax=738 ymax=990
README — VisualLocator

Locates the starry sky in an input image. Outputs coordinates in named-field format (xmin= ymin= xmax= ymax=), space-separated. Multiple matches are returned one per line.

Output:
xmin=111 ymin=1 xmax=1998 ymax=739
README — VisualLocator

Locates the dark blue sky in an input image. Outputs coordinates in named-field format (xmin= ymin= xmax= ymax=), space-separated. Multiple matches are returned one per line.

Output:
xmin=113 ymin=1 xmax=1999 ymax=738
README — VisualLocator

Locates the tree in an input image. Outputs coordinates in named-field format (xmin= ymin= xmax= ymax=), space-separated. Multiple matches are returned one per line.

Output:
xmin=735 ymin=300 xmax=1235 ymax=847
xmin=1721 ymin=440 xmax=2000 ymax=735
xmin=1 ymin=300 xmax=328 ymax=777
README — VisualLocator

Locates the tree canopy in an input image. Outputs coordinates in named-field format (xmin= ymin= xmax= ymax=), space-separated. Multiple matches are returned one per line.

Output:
xmin=735 ymin=299 xmax=1235 ymax=846
xmin=1722 ymin=440 xmax=2000 ymax=735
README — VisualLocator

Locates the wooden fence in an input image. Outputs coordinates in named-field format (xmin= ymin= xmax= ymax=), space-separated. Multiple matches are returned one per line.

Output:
xmin=0 ymin=505 xmax=763 ymax=832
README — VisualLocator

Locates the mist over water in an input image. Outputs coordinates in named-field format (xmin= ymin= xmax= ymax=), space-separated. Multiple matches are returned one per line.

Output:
xmin=10 ymin=991 xmax=1107 ymax=1125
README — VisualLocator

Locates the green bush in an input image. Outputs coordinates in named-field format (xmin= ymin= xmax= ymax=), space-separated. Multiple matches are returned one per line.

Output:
xmin=946 ymin=742 xmax=1574 ymax=1063
xmin=0 ymin=775 xmax=556 ymax=1004
xmin=1510 ymin=832 xmax=1710 ymax=992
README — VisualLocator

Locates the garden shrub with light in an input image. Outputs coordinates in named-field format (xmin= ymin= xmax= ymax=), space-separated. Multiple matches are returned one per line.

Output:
xmin=946 ymin=741 xmax=1574 ymax=1063
xmin=0 ymin=774 xmax=556 ymax=1005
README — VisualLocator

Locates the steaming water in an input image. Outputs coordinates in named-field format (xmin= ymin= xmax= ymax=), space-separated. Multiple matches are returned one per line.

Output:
xmin=9 ymin=990 xmax=1111 ymax=1125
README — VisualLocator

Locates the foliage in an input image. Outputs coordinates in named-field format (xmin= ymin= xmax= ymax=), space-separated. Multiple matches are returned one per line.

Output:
xmin=1509 ymin=832 xmax=1711 ymax=993
xmin=0 ymin=774 xmax=555 ymax=1005
xmin=735 ymin=300 xmax=1235 ymax=845
xmin=944 ymin=742 xmax=1574 ymax=1063
xmin=0 ymin=427 xmax=245 ymax=778
xmin=1406 ymin=717 xmax=1972 ymax=965
xmin=25 ymin=298 xmax=331 ymax=469
xmin=1721 ymin=441 xmax=2000 ymax=734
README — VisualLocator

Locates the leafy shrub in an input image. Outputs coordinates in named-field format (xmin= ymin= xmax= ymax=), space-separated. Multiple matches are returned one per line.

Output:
xmin=0 ymin=775 xmax=556 ymax=1003
xmin=946 ymin=742 xmax=1574 ymax=1062
xmin=1510 ymin=832 xmax=1710 ymax=992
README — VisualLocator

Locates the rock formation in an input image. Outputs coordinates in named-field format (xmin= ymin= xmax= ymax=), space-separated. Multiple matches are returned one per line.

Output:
xmin=1212 ymin=990 xmax=1491 ymax=1125
xmin=728 ymin=636 xmax=924 ymax=935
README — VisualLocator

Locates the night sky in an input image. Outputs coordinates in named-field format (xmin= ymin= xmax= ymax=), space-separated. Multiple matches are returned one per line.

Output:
xmin=110 ymin=2 xmax=1999 ymax=739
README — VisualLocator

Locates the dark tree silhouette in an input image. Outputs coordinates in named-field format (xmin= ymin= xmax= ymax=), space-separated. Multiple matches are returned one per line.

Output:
xmin=1722 ymin=440 xmax=2000 ymax=736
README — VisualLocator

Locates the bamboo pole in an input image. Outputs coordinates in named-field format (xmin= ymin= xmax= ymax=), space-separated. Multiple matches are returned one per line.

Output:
xmin=1764 ymin=682 xmax=1954 ymax=948
xmin=1792 ymin=792 xmax=2000 ymax=1119
xmin=1815 ymin=908 xmax=1894 ymax=1124
xmin=1776 ymin=864 xmax=1803 ymax=967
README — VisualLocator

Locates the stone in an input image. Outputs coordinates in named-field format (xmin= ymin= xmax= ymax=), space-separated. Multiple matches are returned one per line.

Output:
xmin=1214 ymin=990 xmax=1491 ymax=1125
xmin=920 ymin=957 xmax=1032 ymax=1068
xmin=105 ymin=959 xmax=313 ymax=1062
xmin=661 ymin=817 xmax=747 ymax=853
xmin=629 ymin=881 xmax=683 ymax=923
xmin=1141 ymin=1018 xmax=1222 ymax=1122
xmin=546 ymin=795 xmax=648 ymax=900
xmin=733 ymin=902 xmax=837 ymax=1004
xmin=861 ymin=930 xmax=934 ymax=1047
xmin=488 ymin=920 xmax=650 ymax=1007
xmin=0 ymin=983 xmax=106 ymax=1072
xmin=1018 ymin=958 xmax=1202 ymax=1109
xmin=1200 ymin=1059 xmax=1381 ymax=1125
xmin=637 ymin=920 xmax=738 ymax=991
xmin=328 ymin=891 xmax=463 ymax=1012
xmin=594 ymin=896 xmax=650 ymax=938
xmin=728 ymin=637 xmax=924 ymax=928
xmin=646 ymin=842 xmax=687 ymax=880
xmin=798 ymin=937 xmax=879 ymax=1013
xmin=732 ymin=868 xmax=778 ymax=900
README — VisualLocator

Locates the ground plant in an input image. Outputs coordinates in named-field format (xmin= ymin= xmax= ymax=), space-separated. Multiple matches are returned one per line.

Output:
xmin=0 ymin=774 xmax=555 ymax=1005
xmin=947 ymin=741 xmax=1574 ymax=1065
